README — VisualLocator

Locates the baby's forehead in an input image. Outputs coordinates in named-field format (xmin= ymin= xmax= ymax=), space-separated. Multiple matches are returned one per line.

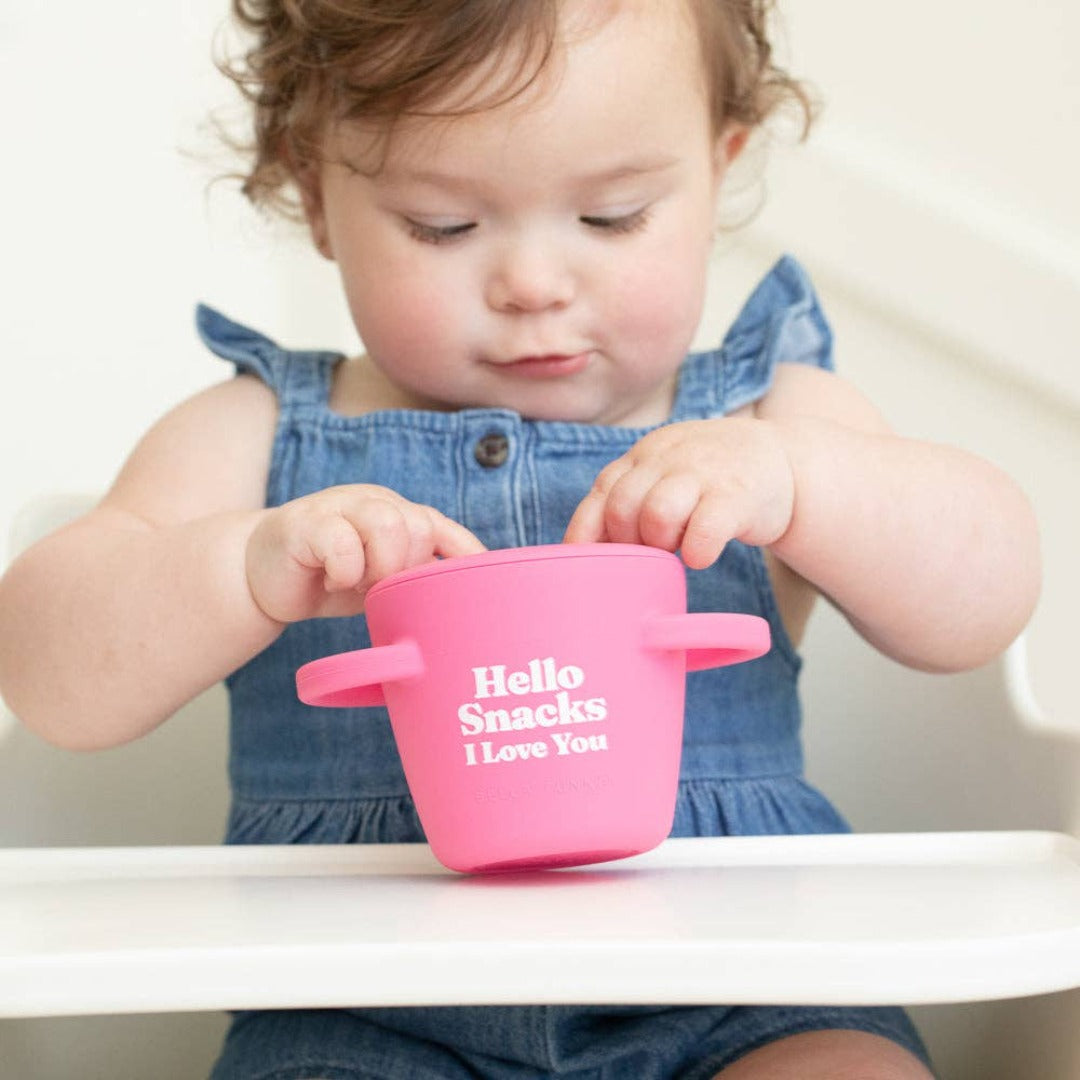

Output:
xmin=327 ymin=48 xmax=711 ymax=195
xmin=325 ymin=0 xmax=704 ymax=130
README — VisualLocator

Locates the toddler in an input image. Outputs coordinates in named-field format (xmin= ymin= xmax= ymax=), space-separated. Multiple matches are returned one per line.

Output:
xmin=0 ymin=0 xmax=1040 ymax=1077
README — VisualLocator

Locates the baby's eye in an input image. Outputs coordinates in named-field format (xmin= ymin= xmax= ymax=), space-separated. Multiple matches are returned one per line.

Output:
xmin=405 ymin=219 xmax=477 ymax=245
xmin=579 ymin=208 xmax=651 ymax=236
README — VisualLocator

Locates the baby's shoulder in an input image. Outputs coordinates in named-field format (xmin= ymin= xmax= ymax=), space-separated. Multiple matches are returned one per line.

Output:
xmin=104 ymin=376 xmax=280 ymax=525
xmin=182 ymin=371 xmax=279 ymax=427
xmin=754 ymin=362 xmax=891 ymax=436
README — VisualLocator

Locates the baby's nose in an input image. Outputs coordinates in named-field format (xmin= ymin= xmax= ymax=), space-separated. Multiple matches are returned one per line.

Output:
xmin=485 ymin=238 xmax=575 ymax=314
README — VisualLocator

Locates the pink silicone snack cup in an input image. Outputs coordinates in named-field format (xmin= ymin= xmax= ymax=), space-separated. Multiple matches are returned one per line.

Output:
xmin=296 ymin=544 xmax=769 ymax=873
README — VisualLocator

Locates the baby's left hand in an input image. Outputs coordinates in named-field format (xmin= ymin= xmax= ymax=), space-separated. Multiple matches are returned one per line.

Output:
xmin=564 ymin=418 xmax=795 ymax=569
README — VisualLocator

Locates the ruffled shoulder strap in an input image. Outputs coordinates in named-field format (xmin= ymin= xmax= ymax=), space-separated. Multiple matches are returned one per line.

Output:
xmin=194 ymin=304 xmax=341 ymax=408
xmin=672 ymin=255 xmax=835 ymax=419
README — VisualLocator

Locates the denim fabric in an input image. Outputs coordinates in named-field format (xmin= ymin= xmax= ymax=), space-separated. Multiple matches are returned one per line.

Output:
xmin=197 ymin=256 xmax=931 ymax=1078
xmin=211 ymin=1005 xmax=931 ymax=1079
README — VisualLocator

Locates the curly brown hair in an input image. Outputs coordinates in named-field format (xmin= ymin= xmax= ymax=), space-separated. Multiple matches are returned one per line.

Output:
xmin=219 ymin=0 xmax=813 ymax=217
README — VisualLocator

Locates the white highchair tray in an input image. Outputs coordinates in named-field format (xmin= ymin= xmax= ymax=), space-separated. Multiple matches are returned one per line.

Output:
xmin=2 ymin=831 xmax=1078 ymax=1017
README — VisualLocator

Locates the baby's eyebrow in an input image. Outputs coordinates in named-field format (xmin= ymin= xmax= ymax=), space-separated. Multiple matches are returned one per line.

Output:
xmin=576 ymin=156 xmax=681 ymax=185
xmin=375 ymin=155 xmax=680 ymax=194
xmin=373 ymin=167 xmax=480 ymax=194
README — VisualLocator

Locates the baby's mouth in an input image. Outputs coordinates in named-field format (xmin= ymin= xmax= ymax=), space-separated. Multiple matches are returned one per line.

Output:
xmin=491 ymin=352 xmax=592 ymax=379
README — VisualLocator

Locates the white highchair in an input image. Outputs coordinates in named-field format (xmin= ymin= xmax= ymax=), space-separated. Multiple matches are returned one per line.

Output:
xmin=1 ymin=494 xmax=1078 ymax=1080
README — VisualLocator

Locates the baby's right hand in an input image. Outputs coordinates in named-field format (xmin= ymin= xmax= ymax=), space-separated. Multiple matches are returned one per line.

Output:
xmin=245 ymin=485 xmax=485 ymax=623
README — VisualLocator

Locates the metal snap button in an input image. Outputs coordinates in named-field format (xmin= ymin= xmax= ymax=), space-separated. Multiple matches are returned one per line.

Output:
xmin=474 ymin=432 xmax=510 ymax=468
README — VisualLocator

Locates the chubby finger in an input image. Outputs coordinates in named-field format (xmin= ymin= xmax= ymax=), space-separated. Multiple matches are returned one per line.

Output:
xmin=423 ymin=507 xmax=486 ymax=559
xmin=302 ymin=511 xmax=368 ymax=591
xmin=563 ymin=457 xmax=632 ymax=544
xmin=340 ymin=498 xmax=412 ymax=587
xmin=598 ymin=463 xmax=663 ymax=546
xmin=563 ymin=489 xmax=609 ymax=545
xmin=637 ymin=472 xmax=701 ymax=553
xmin=679 ymin=491 xmax=738 ymax=569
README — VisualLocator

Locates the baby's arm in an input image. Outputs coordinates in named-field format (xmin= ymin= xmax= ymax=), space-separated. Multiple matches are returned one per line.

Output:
xmin=0 ymin=375 xmax=482 ymax=750
xmin=565 ymin=363 xmax=1040 ymax=673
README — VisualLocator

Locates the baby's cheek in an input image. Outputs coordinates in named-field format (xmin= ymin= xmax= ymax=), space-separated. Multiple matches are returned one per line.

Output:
xmin=613 ymin=252 xmax=704 ymax=354
xmin=348 ymin=274 xmax=462 ymax=369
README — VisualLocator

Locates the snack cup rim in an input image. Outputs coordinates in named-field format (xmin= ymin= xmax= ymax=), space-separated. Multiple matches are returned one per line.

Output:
xmin=366 ymin=542 xmax=677 ymax=602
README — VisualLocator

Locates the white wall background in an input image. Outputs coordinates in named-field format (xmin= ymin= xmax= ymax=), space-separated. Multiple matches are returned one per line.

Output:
xmin=0 ymin=0 xmax=355 ymax=547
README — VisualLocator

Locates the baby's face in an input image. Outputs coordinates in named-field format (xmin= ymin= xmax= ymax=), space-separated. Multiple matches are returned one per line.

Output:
xmin=304 ymin=0 xmax=740 ymax=426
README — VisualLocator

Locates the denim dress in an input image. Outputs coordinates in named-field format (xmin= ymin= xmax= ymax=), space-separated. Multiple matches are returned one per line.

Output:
xmin=199 ymin=256 xmax=931 ymax=1079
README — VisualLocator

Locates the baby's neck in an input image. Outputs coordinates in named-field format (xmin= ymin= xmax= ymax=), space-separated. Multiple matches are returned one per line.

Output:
xmin=329 ymin=354 xmax=452 ymax=417
xmin=328 ymin=352 xmax=679 ymax=427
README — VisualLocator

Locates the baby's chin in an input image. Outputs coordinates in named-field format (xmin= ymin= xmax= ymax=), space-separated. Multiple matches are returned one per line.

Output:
xmin=379 ymin=366 xmax=672 ymax=427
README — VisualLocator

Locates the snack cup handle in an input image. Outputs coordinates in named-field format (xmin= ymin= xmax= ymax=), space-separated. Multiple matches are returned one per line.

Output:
xmin=642 ymin=613 xmax=770 ymax=672
xmin=296 ymin=639 xmax=425 ymax=708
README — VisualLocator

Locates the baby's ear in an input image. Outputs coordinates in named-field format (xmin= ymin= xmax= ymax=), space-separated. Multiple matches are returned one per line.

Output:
xmin=714 ymin=123 xmax=749 ymax=173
